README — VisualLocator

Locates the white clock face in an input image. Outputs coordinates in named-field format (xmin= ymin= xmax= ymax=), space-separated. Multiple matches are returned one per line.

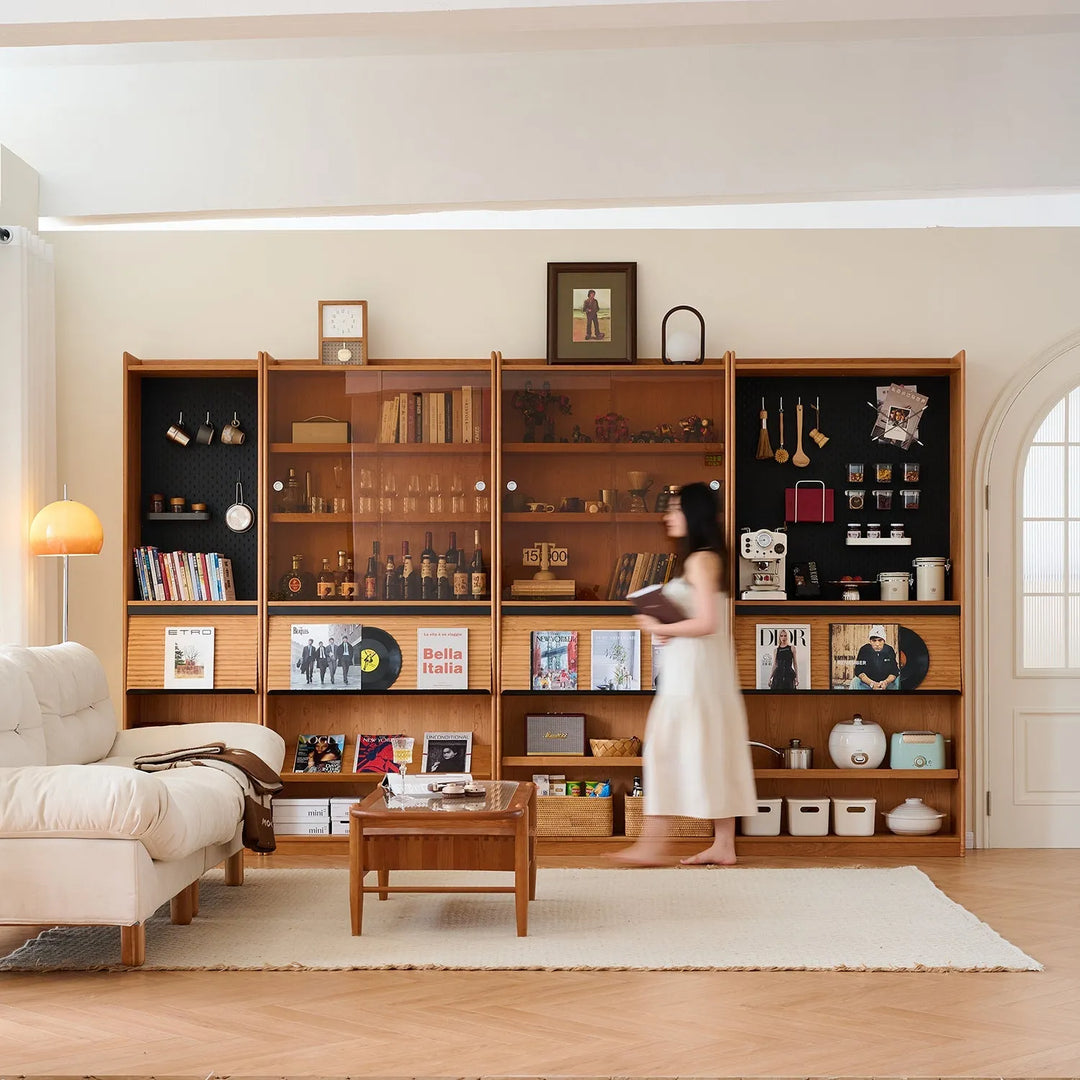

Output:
xmin=322 ymin=304 xmax=364 ymax=338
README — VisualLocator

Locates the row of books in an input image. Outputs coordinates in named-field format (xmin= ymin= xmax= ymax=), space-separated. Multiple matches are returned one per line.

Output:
xmin=607 ymin=551 xmax=679 ymax=600
xmin=133 ymin=546 xmax=237 ymax=602
xmin=376 ymin=386 xmax=490 ymax=444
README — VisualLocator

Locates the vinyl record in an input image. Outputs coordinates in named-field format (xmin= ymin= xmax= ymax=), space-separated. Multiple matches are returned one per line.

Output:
xmin=356 ymin=627 xmax=402 ymax=690
xmin=897 ymin=625 xmax=930 ymax=691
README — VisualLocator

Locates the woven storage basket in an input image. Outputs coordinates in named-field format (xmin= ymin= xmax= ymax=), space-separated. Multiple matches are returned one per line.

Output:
xmin=589 ymin=736 xmax=642 ymax=758
xmin=624 ymin=797 xmax=714 ymax=839
xmin=536 ymin=795 xmax=613 ymax=837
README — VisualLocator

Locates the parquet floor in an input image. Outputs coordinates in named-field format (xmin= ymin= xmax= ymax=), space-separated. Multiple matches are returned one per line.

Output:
xmin=0 ymin=850 xmax=1078 ymax=1078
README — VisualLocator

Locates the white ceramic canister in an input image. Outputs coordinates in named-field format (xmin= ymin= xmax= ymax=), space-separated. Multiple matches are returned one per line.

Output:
xmin=913 ymin=556 xmax=951 ymax=600
xmin=877 ymin=571 xmax=912 ymax=601
xmin=828 ymin=713 xmax=887 ymax=769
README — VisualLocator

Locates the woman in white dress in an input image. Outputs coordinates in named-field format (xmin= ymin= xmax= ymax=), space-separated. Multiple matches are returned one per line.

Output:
xmin=617 ymin=482 xmax=757 ymax=866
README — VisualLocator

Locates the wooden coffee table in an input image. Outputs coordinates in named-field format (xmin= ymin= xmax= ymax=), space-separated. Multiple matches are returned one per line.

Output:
xmin=349 ymin=780 xmax=536 ymax=936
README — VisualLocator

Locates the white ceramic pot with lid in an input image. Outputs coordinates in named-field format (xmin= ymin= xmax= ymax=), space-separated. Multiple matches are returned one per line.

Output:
xmin=877 ymin=571 xmax=912 ymax=601
xmin=912 ymin=556 xmax=951 ymax=600
xmin=828 ymin=713 xmax=887 ymax=769
xmin=885 ymin=797 xmax=946 ymax=835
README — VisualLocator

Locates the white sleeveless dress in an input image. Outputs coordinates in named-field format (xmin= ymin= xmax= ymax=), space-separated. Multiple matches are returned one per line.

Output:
xmin=642 ymin=577 xmax=758 ymax=819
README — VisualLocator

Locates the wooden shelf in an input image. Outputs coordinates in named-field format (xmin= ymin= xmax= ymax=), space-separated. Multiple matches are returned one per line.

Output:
xmin=502 ymin=442 xmax=722 ymax=455
xmin=504 ymin=512 xmax=662 ymax=524
xmin=752 ymin=768 xmax=958 ymax=779
xmin=280 ymin=771 xmax=388 ymax=783
xmin=270 ymin=512 xmax=489 ymax=524
xmin=270 ymin=442 xmax=490 ymax=454
xmin=503 ymin=756 xmax=643 ymax=767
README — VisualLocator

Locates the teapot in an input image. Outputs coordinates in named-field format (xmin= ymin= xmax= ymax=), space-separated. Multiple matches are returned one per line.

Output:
xmin=749 ymin=738 xmax=813 ymax=769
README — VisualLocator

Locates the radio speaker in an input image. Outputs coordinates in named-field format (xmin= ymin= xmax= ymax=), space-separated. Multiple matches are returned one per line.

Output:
xmin=526 ymin=713 xmax=585 ymax=755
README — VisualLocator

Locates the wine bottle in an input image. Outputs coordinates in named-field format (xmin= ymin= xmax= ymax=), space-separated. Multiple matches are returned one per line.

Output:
xmin=469 ymin=528 xmax=487 ymax=600
xmin=316 ymin=557 xmax=336 ymax=599
xmin=449 ymin=530 xmax=468 ymax=600
xmin=333 ymin=549 xmax=348 ymax=598
xmin=363 ymin=541 xmax=380 ymax=601
xmin=401 ymin=540 xmax=421 ymax=601
xmin=340 ymin=556 xmax=357 ymax=600
xmin=383 ymin=552 xmax=401 ymax=601
xmin=420 ymin=530 xmax=437 ymax=601
xmin=282 ymin=467 xmax=301 ymax=513
xmin=279 ymin=554 xmax=316 ymax=600
xmin=436 ymin=553 xmax=452 ymax=600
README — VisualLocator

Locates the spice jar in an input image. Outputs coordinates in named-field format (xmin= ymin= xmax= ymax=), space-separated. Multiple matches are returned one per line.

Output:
xmin=190 ymin=502 xmax=207 ymax=514
xmin=847 ymin=523 xmax=862 ymax=539
xmin=149 ymin=493 xmax=165 ymax=514
xmin=890 ymin=523 xmax=905 ymax=538
xmin=873 ymin=489 xmax=893 ymax=511
xmin=903 ymin=462 xmax=920 ymax=483
xmin=901 ymin=488 xmax=921 ymax=510
xmin=847 ymin=463 xmax=865 ymax=483
xmin=875 ymin=463 xmax=893 ymax=483
xmin=866 ymin=522 xmax=882 ymax=539
xmin=169 ymin=497 xmax=186 ymax=514
xmin=846 ymin=489 xmax=866 ymax=510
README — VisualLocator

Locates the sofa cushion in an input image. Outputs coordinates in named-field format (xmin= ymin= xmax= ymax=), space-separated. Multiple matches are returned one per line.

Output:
xmin=0 ymin=762 xmax=245 ymax=860
xmin=0 ymin=653 xmax=46 ymax=766
xmin=0 ymin=643 xmax=117 ymax=765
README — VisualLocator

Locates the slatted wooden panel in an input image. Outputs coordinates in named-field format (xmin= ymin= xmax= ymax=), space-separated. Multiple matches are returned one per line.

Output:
xmin=733 ymin=614 xmax=961 ymax=691
xmin=266 ymin=615 xmax=492 ymax=691
xmin=126 ymin=615 xmax=259 ymax=690
xmin=500 ymin=614 xmax=651 ymax=691
xmin=127 ymin=692 xmax=260 ymax=727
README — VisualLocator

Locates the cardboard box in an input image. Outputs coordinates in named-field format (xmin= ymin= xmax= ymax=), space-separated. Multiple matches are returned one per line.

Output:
xmin=292 ymin=419 xmax=350 ymax=443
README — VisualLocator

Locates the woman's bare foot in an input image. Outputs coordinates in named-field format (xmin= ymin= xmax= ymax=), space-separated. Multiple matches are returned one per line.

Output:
xmin=607 ymin=844 xmax=680 ymax=868
xmin=679 ymin=845 xmax=737 ymax=867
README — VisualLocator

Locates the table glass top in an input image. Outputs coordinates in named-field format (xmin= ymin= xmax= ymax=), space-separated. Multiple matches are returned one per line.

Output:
xmin=380 ymin=779 xmax=520 ymax=813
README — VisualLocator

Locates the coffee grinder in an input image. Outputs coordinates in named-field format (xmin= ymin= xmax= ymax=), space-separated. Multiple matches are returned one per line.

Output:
xmin=738 ymin=527 xmax=788 ymax=600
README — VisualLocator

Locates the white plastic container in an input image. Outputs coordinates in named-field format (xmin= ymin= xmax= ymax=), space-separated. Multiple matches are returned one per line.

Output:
xmin=739 ymin=798 xmax=783 ymax=836
xmin=832 ymin=797 xmax=877 ymax=836
xmin=272 ymin=797 xmax=330 ymax=822
xmin=785 ymin=797 xmax=830 ymax=836
xmin=274 ymin=821 xmax=331 ymax=836
xmin=913 ymin=556 xmax=950 ymax=600
xmin=877 ymin=571 xmax=912 ymax=601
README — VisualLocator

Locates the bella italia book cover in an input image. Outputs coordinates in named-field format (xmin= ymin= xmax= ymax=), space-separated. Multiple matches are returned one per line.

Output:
xmin=416 ymin=627 xmax=469 ymax=690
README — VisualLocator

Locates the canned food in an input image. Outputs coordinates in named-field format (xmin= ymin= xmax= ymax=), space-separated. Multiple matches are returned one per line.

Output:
xmin=564 ymin=780 xmax=582 ymax=797
xmin=847 ymin=463 xmax=865 ymax=483
xmin=845 ymin=489 xmax=865 ymax=510
xmin=901 ymin=488 xmax=921 ymax=510
xmin=584 ymin=779 xmax=611 ymax=798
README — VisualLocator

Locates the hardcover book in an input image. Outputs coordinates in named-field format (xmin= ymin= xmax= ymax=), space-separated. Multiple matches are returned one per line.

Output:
xmin=292 ymin=734 xmax=346 ymax=773
xmin=531 ymin=630 xmax=578 ymax=690
xmin=627 ymin=583 xmax=684 ymax=624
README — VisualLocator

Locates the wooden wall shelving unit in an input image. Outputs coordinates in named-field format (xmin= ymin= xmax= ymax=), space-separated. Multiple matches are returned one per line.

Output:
xmin=122 ymin=349 xmax=965 ymax=857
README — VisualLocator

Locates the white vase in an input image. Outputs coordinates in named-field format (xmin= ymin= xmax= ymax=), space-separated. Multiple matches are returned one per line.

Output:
xmin=828 ymin=713 xmax=887 ymax=769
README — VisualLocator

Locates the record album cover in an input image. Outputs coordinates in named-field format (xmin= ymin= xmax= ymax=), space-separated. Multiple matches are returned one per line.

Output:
xmin=830 ymin=623 xmax=901 ymax=690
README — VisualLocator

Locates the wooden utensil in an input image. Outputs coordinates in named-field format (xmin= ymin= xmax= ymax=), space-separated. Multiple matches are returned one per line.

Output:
xmin=755 ymin=396 xmax=773 ymax=459
xmin=774 ymin=397 xmax=789 ymax=463
xmin=792 ymin=402 xmax=810 ymax=467
xmin=809 ymin=395 xmax=829 ymax=447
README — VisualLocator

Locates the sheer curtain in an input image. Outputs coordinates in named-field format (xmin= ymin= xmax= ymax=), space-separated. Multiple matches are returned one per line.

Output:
xmin=0 ymin=226 xmax=57 ymax=644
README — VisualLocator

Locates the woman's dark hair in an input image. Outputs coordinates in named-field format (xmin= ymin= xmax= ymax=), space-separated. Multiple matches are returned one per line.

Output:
xmin=675 ymin=481 xmax=728 ymax=589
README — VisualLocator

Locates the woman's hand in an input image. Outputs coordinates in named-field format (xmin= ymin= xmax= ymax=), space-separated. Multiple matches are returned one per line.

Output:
xmin=634 ymin=613 xmax=668 ymax=645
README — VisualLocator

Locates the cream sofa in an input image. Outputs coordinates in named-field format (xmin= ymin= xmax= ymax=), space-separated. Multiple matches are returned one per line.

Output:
xmin=0 ymin=642 xmax=285 ymax=966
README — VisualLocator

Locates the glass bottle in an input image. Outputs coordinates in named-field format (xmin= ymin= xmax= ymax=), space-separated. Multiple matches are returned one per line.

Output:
xmin=383 ymin=552 xmax=401 ymax=601
xmin=363 ymin=541 xmax=380 ymax=601
xmin=316 ymin=557 xmax=336 ymax=600
xmin=631 ymin=776 xmax=644 ymax=797
xmin=449 ymin=530 xmax=468 ymax=599
xmin=469 ymin=528 xmax=487 ymax=600
xmin=282 ymin=467 xmax=301 ymax=513
xmin=279 ymin=554 xmax=315 ymax=600
xmin=334 ymin=549 xmax=348 ymax=596
xmin=401 ymin=541 xmax=421 ymax=600
xmin=436 ymin=553 xmax=452 ymax=600
xmin=340 ymin=556 xmax=357 ymax=600
xmin=420 ymin=530 xmax=437 ymax=601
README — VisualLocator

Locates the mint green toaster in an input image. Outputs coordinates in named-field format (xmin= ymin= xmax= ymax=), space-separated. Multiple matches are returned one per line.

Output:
xmin=890 ymin=731 xmax=945 ymax=769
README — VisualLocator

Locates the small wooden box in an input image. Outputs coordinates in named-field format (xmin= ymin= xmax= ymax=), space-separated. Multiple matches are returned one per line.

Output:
xmin=292 ymin=419 xmax=350 ymax=443
xmin=536 ymin=795 xmax=612 ymax=837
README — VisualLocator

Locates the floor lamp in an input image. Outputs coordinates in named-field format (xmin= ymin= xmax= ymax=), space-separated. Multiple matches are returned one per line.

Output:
xmin=29 ymin=485 xmax=104 ymax=643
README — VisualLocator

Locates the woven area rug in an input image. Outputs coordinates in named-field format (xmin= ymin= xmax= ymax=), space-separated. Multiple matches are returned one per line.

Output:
xmin=0 ymin=866 xmax=1040 ymax=972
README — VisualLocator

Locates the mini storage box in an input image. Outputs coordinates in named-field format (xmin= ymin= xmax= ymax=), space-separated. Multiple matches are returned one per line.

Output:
xmin=330 ymin=796 xmax=359 ymax=835
xmin=785 ymin=797 xmax=830 ymax=836
xmin=273 ymin=797 xmax=331 ymax=836
xmin=739 ymin=797 xmax=783 ymax=836
xmin=832 ymin=797 xmax=877 ymax=836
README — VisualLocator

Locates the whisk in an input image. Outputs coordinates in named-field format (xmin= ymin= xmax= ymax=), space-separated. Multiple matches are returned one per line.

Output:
xmin=774 ymin=397 xmax=789 ymax=463
xmin=755 ymin=396 xmax=773 ymax=459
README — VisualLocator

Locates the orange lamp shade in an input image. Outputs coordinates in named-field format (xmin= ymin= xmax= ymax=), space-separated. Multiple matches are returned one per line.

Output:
xmin=29 ymin=499 xmax=104 ymax=556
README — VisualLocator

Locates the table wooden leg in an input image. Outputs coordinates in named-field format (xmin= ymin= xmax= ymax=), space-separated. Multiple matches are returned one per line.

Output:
xmin=515 ymin=811 xmax=529 ymax=936
xmin=378 ymin=868 xmax=389 ymax=900
xmin=528 ymin=792 xmax=537 ymax=901
xmin=349 ymin=820 xmax=364 ymax=935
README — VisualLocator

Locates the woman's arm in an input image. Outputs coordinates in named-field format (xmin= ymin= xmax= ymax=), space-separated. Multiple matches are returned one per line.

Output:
xmin=633 ymin=551 xmax=721 ymax=640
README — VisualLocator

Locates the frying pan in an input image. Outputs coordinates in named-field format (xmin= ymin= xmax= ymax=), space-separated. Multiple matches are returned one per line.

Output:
xmin=225 ymin=475 xmax=254 ymax=533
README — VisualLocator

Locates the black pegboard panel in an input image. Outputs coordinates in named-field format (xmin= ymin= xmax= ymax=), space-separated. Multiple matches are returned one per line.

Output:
xmin=734 ymin=374 xmax=952 ymax=599
xmin=139 ymin=378 xmax=259 ymax=600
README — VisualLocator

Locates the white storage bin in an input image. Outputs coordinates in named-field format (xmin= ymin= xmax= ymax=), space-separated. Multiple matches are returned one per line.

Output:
xmin=272 ymin=797 xmax=330 ymax=822
xmin=786 ymin=797 xmax=830 ymax=836
xmin=275 ymin=821 xmax=331 ymax=836
xmin=331 ymin=817 xmax=351 ymax=835
xmin=739 ymin=798 xmax=783 ymax=836
xmin=832 ymin=797 xmax=877 ymax=836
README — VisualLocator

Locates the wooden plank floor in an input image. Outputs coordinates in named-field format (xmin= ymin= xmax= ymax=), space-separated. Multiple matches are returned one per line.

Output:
xmin=1 ymin=849 xmax=1078 ymax=1078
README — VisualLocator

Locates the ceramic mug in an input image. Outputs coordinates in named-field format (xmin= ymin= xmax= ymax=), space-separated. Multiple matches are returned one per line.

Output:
xmin=560 ymin=497 xmax=584 ymax=512
xmin=220 ymin=414 xmax=246 ymax=445
xmin=585 ymin=500 xmax=605 ymax=513
xmin=195 ymin=412 xmax=215 ymax=446
xmin=527 ymin=502 xmax=555 ymax=513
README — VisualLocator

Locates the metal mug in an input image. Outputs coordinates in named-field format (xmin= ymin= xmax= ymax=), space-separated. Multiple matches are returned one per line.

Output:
xmin=165 ymin=412 xmax=191 ymax=446
xmin=195 ymin=411 xmax=215 ymax=446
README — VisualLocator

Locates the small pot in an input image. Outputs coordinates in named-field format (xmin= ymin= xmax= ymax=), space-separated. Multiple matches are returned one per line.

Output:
xmin=749 ymin=738 xmax=813 ymax=769
xmin=225 ymin=478 xmax=254 ymax=533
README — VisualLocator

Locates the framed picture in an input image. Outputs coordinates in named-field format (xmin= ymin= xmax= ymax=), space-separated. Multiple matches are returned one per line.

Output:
xmin=547 ymin=261 xmax=637 ymax=364
xmin=422 ymin=731 xmax=473 ymax=773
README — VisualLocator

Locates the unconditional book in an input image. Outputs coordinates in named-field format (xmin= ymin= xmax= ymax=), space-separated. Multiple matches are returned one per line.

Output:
xmin=163 ymin=626 xmax=214 ymax=689
xmin=627 ymin=583 xmax=685 ymax=624
xmin=531 ymin=630 xmax=578 ymax=690
xmin=292 ymin=734 xmax=346 ymax=773
xmin=422 ymin=730 xmax=473 ymax=772
xmin=590 ymin=629 xmax=641 ymax=690
xmin=755 ymin=624 xmax=812 ymax=690
xmin=416 ymin=627 xmax=468 ymax=690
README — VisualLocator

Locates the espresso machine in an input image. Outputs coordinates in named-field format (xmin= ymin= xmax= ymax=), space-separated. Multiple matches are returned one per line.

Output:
xmin=738 ymin=527 xmax=788 ymax=600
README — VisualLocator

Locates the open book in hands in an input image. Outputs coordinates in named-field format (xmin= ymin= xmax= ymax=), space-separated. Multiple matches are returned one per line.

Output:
xmin=627 ymin=584 xmax=684 ymax=624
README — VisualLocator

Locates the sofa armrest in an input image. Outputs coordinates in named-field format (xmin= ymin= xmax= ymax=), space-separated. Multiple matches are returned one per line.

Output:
xmin=108 ymin=723 xmax=286 ymax=773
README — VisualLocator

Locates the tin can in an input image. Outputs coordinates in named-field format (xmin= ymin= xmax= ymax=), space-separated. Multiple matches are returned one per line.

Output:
xmin=565 ymin=780 xmax=582 ymax=797
xmin=584 ymin=779 xmax=610 ymax=797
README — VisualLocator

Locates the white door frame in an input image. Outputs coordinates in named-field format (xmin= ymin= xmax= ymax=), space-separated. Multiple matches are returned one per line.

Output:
xmin=972 ymin=329 xmax=1080 ymax=848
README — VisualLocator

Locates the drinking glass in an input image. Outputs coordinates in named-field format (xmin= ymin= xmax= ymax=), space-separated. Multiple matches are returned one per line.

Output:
xmin=427 ymin=473 xmax=444 ymax=514
xmin=357 ymin=467 xmax=375 ymax=515
xmin=474 ymin=479 xmax=489 ymax=515
xmin=379 ymin=473 xmax=398 ymax=515
xmin=450 ymin=473 xmax=466 ymax=515
xmin=404 ymin=473 xmax=422 ymax=517
xmin=390 ymin=736 xmax=415 ymax=805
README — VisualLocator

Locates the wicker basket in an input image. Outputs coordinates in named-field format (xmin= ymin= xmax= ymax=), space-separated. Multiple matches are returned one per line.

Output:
xmin=624 ymin=797 xmax=714 ymax=839
xmin=589 ymin=736 xmax=642 ymax=758
xmin=536 ymin=795 xmax=613 ymax=837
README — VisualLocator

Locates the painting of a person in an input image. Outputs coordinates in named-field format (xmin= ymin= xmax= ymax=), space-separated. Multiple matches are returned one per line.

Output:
xmin=582 ymin=288 xmax=603 ymax=340
xmin=769 ymin=628 xmax=798 ymax=690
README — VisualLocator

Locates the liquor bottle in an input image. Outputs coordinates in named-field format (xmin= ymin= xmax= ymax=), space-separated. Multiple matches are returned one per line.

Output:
xmin=401 ymin=540 xmax=421 ymax=601
xmin=363 ymin=541 xmax=380 ymax=601
xmin=282 ymin=467 xmax=302 ymax=513
xmin=383 ymin=552 xmax=401 ymax=601
xmin=420 ymin=530 xmax=437 ymax=601
xmin=316 ymin=557 xmax=336 ymax=600
xmin=279 ymin=554 xmax=316 ymax=600
xmin=449 ymin=530 xmax=468 ymax=600
xmin=631 ymin=776 xmax=644 ymax=797
xmin=340 ymin=556 xmax=357 ymax=600
xmin=436 ymin=553 xmax=452 ymax=600
xmin=469 ymin=528 xmax=487 ymax=600
xmin=334 ymin=550 xmax=348 ymax=596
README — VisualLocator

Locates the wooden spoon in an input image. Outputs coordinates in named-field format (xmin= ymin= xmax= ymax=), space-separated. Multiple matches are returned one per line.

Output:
xmin=792 ymin=402 xmax=810 ymax=467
